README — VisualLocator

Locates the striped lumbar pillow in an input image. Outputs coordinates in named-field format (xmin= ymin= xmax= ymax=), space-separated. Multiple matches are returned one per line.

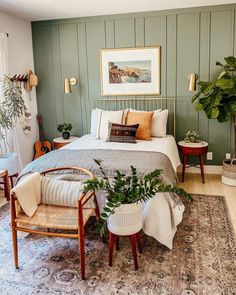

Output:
xmin=41 ymin=177 xmax=85 ymax=208
xmin=106 ymin=122 xmax=139 ymax=143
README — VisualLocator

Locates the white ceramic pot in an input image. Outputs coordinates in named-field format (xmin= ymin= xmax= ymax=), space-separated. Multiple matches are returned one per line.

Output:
xmin=0 ymin=152 xmax=18 ymax=176
xmin=107 ymin=202 xmax=142 ymax=236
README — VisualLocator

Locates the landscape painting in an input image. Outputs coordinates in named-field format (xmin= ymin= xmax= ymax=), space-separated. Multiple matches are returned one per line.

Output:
xmin=100 ymin=46 xmax=161 ymax=96
xmin=109 ymin=60 xmax=151 ymax=84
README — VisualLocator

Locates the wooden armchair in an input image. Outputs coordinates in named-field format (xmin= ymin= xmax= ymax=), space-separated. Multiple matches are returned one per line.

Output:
xmin=11 ymin=166 xmax=100 ymax=280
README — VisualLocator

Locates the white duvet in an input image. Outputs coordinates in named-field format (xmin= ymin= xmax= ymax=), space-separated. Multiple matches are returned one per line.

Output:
xmin=63 ymin=134 xmax=184 ymax=249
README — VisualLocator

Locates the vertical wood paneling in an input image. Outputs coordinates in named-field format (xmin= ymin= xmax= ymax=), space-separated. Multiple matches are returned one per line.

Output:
xmin=114 ymin=19 xmax=135 ymax=48
xmin=199 ymin=13 xmax=210 ymax=151
xmin=33 ymin=25 xmax=56 ymax=140
xmin=145 ymin=16 xmax=167 ymax=98
xmin=32 ymin=5 xmax=236 ymax=164
xmin=86 ymin=21 xmax=106 ymax=99
xmin=105 ymin=20 xmax=115 ymax=48
xmin=208 ymin=10 xmax=233 ymax=163
xmin=77 ymin=22 xmax=89 ymax=134
xmin=51 ymin=24 xmax=64 ymax=127
xmin=135 ymin=17 xmax=145 ymax=47
xmin=59 ymin=23 xmax=81 ymax=136
xmin=176 ymin=13 xmax=199 ymax=142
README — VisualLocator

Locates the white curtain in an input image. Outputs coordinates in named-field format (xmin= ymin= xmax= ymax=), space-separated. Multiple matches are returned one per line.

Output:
xmin=0 ymin=33 xmax=23 ymax=172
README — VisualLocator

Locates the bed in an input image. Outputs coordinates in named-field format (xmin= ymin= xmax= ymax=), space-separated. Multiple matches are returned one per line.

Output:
xmin=18 ymin=98 xmax=185 ymax=249
xmin=19 ymin=133 xmax=183 ymax=250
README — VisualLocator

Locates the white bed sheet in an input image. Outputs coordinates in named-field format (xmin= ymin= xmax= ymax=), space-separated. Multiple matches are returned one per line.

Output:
xmin=62 ymin=134 xmax=181 ymax=172
xmin=63 ymin=133 xmax=184 ymax=249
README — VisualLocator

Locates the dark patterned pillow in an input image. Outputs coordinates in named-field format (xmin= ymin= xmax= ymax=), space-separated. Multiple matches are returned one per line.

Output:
xmin=106 ymin=122 xmax=139 ymax=143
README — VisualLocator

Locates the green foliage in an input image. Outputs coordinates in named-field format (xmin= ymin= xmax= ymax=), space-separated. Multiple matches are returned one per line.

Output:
xmin=0 ymin=75 xmax=26 ymax=141
xmin=192 ymin=56 xmax=236 ymax=123
xmin=184 ymin=130 xmax=200 ymax=143
xmin=57 ymin=122 xmax=72 ymax=133
xmin=83 ymin=160 xmax=193 ymax=235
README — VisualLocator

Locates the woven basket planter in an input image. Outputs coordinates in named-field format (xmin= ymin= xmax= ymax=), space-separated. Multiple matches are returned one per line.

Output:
xmin=222 ymin=158 xmax=236 ymax=186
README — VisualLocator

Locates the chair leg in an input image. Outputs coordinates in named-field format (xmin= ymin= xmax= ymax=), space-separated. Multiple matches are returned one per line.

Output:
xmin=130 ymin=234 xmax=138 ymax=270
xmin=3 ymin=171 xmax=10 ymax=201
xmin=109 ymin=232 xmax=115 ymax=266
xmin=79 ymin=235 xmax=85 ymax=280
xmin=93 ymin=193 xmax=100 ymax=222
xmin=136 ymin=231 xmax=142 ymax=254
xmin=12 ymin=227 xmax=19 ymax=269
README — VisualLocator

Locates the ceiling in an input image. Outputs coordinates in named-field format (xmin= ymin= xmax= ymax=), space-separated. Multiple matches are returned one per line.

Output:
xmin=0 ymin=0 xmax=235 ymax=21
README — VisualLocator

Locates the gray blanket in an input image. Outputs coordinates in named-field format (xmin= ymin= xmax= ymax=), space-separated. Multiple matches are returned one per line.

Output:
xmin=19 ymin=149 xmax=178 ymax=185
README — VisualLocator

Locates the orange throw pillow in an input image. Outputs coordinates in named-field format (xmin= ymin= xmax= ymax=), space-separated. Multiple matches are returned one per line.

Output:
xmin=126 ymin=111 xmax=154 ymax=140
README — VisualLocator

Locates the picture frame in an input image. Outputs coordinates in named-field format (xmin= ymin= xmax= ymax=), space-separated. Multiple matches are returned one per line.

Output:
xmin=99 ymin=46 xmax=161 ymax=96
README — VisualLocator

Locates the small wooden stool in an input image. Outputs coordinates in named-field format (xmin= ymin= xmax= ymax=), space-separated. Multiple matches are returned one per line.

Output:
xmin=0 ymin=170 xmax=10 ymax=201
xmin=109 ymin=231 xmax=142 ymax=270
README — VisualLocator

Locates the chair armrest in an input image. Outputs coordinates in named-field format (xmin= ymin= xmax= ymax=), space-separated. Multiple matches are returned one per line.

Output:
xmin=78 ymin=191 xmax=94 ymax=207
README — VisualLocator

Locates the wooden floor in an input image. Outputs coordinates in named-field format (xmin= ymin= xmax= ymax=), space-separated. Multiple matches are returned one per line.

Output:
xmin=1 ymin=173 xmax=236 ymax=235
xmin=178 ymin=173 xmax=236 ymax=236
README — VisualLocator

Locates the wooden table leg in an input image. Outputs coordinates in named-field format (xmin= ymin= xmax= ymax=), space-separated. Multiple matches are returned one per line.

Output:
xmin=130 ymin=234 xmax=138 ymax=270
xmin=136 ymin=231 xmax=142 ymax=254
xmin=182 ymin=154 xmax=187 ymax=182
xmin=3 ymin=171 xmax=10 ymax=201
xmin=109 ymin=232 xmax=115 ymax=266
xmin=199 ymin=154 xmax=205 ymax=183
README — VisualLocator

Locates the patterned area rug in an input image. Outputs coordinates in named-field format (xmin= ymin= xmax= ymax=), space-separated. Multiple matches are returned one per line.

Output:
xmin=0 ymin=195 xmax=236 ymax=295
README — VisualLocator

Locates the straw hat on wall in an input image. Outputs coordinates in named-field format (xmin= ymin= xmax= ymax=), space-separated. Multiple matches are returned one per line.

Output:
xmin=27 ymin=69 xmax=38 ymax=91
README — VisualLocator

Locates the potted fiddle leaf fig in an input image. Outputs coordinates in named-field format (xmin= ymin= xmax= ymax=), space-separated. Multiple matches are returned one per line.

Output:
xmin=191 ymin=56 xmax=236 ymax=186
xmin=57 ymin=123 xmax=72 ymax=139
xmin=83 ymin=159 xmax=193 ymax=235
xmin=0 ymin=75 xmax=26 ymax=175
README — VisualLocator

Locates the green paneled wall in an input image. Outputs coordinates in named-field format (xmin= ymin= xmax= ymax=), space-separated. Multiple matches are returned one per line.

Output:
xmin=32 ymin=4 xmax=236 ymax=165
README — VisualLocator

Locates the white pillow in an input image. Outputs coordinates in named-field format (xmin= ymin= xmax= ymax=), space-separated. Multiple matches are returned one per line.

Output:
xmin=129 ymin=108 xmax=168 ymax=137
xmin=98 ymin=110 xmax=125 ymax=140
xmin=152 ymin=109 xmax=168 ymax=137
xmin=90 ymin=109 xmax=102 ymax=138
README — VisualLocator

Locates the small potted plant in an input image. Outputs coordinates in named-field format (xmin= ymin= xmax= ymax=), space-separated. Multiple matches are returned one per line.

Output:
xmin=83 ymin=160 xmax=192 ymax=235
xmin=57 ymin=123 xmax=72 ymax=140
xmin=184 ymin=130 xmax=200 ymax=143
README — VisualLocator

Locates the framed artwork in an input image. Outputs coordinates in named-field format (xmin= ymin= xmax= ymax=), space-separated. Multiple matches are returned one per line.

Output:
xmin=99 ymin=46 xmax=161 ymax=96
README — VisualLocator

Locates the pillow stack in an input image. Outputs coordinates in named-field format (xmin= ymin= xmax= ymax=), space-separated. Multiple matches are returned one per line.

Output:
xmin=91 ymin=108 xmax=169 ymax=142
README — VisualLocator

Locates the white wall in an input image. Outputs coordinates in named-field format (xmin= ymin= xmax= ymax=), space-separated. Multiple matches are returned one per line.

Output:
xmin=0 ymin=9 xmax=38 ymax=167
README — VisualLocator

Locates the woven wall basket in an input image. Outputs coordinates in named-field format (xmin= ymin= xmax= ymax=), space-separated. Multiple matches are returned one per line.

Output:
xmin=222 ymin=158 xmax=236 ymax=186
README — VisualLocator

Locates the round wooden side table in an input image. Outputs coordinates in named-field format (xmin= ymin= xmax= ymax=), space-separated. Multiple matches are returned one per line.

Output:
xmin=53 ymin=136 xmax=79 ymax=149
xmin=178 ymin=140 xmax=208 ymax=183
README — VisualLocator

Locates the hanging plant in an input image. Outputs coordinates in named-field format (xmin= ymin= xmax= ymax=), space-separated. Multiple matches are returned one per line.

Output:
xmin=2 ymin=75 xmax=26 ymax=120
xmin=0 ymin=75 xmax=26 ymax=154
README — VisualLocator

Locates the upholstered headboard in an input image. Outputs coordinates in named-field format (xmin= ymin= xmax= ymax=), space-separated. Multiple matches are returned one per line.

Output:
xmin=84 ymin=97 xmax=176 ymax=137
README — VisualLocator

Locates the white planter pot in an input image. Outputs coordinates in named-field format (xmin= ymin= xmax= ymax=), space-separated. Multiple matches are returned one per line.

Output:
xmin=107 ymin=202 xmax=142 ymax=236
xmin=0 ymin=152 xmax=18 ymax=176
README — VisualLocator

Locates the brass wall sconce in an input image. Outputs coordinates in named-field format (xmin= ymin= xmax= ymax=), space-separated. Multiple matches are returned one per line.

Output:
xmin=64 ymin=78 xmax=78 ymax=93
xmin=188 ymin=73 xmax=198 ymax=91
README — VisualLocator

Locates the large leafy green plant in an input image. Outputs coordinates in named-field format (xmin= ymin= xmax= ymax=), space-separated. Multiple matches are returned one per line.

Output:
xmin=192 ymin=56 xmax=236 ymax=154
xmin=83 ymin=159 xmax=193 ymax=235
xmin=0 ymin=75 xmax=26 ymax=153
